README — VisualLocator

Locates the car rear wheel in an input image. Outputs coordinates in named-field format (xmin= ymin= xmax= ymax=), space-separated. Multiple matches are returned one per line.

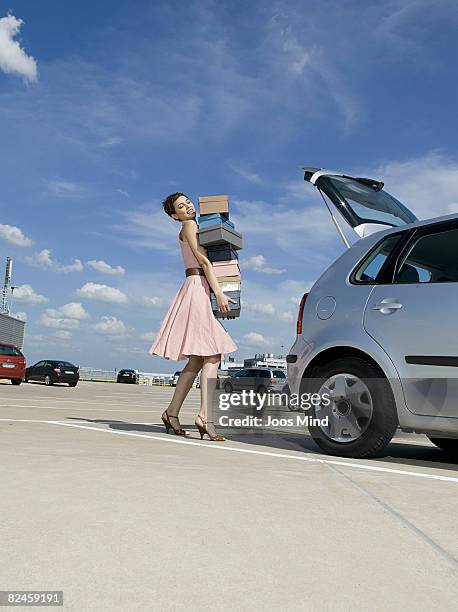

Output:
xmin=68 ymin=382 xmax=78 ymax=387
xmin=11 ymin=378 xmax=22 ymax=385
xmin=428 ymin=437 xmax=458 ymax=455
xmin=44 ymin=375 xmax=53 ymax=386
xmin=257 ymin=385 xmax=267 ymax=395
xmin=305 ymin=357 xmax=398 ymax=459
xmin=224 ymin=382 xmax=233 ymax=393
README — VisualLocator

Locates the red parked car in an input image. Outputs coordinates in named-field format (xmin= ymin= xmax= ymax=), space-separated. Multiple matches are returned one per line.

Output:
xmin=0 ymin=342 xmax=26 ymax=385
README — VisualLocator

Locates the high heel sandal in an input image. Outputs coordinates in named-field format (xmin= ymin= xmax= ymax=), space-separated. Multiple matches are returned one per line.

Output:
xmin=195 ymin=415 xmax=226 ymax=441
xmin=161 ymin=410 xmax=186 ymax=436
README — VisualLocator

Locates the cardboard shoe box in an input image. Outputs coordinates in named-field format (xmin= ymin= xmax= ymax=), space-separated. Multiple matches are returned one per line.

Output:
xmin=198 ymin=215 xmax=235 ymax=231
xmin=218 ymin=281 xmax=241 ymax=292
xmin=198 ymin=225 xmax=243 ymax=249
xmin=211 ymin=260 xmax=240 ymax=277
xmin=206 ymin=245 xmax=239 ymax=262
xmin=198 ymin=195 xmax=229 ymax=215
xmin=210 ymin=290 xmax=241 ymax=319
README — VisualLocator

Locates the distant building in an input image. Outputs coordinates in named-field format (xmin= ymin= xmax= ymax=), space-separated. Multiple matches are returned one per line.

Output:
xmin=243 ymin=353 xmax=287 ymax=369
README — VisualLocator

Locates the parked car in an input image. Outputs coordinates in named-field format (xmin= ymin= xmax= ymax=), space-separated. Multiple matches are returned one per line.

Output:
xmin=171 ymin=371 xmax=182 ymax=386
xmin=0 ymin=342 xmax=26 ymax=385
xmin=117 ymin=369 xmax=138 ymax=384
xmin=287 ymin=167 xmax=458 ymax=458
xmin=25 ymin=360 xmax=79 ymax=387
xmin=222 ymin=368 xmax=287 ymax=395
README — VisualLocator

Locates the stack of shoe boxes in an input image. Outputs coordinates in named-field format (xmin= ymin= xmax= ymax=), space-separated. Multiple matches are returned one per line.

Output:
xmin=197 ymin=195 xmax=242 ymax=319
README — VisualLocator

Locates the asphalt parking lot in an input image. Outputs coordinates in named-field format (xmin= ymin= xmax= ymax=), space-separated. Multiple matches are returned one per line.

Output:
xmin=1 ymin=380 xmax=457 ymax=611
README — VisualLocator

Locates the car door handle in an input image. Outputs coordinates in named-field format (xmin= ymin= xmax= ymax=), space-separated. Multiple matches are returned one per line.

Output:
xmin=372 ymin=299 xmax=403 ymax=313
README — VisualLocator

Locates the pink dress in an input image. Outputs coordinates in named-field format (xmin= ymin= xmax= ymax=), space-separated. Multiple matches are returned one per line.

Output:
xmin=147 ymin=231 xmax=238 ymax=361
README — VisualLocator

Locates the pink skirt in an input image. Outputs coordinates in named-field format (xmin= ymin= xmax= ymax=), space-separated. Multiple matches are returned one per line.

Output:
xmin=147 ymin=275 xmax=238 ymax=361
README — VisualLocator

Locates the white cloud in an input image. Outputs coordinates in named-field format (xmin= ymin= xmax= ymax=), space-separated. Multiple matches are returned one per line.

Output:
xmin=140 ymin=331 xmax=156 ymax=342
xmin=243 ymin=255 xmax=286 ymax=275
xmin=0 ymin=224 xmax=33 ymax=247
xmin=97 ymin=136 xmax=123 ymax=148
xmin=40 ymin=311 xmax=80 ymax=330
xmin=75 ymin=282 xmax=128 ymax=304
xmin=279 ymin=311 xmax=295 ymax=323
xmin=56 ymin=302 xmax=90 ymax=320
xmin=228 ymin=161 xmax=262 ymax=184
xmin=369 ymin=152 xmax=458 ymax=221
xmin=242 ymin=332 xmax=271 ymax=347
xmin=25 ymin=249 xmax=83 ymax=273
xmin=53 ymin=330 xmax=72 ymax=340
xmin=0 ymin=14 xmax=37 ymax=83
xmin=39 ymin=302 xmax=90 ymax=330
xmin=87 ymin=260 xmax=125 ymax=276
xmin=46 ymin=180 xmax=85 ymax=197
xmin=94 ymin=316 xmax=127 ymax=335
xmin=13 ymin=284 xmax=47 ymax=303
xmin=12 ymin=311 xmax=27 ymax=321
xmin=250 ymin=303 xmax=276 ymax=316
xmin=141 ymin=296 xmax=161 ymax=307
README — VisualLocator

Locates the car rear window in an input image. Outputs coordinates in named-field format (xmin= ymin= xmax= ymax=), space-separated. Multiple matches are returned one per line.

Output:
xmin=56 ymin=361 xmax=76 ymax=368
xmin=353 ymin=234 xmax=402 ymax=283
xmin=396 ymin=227 xmax=458 ymax=283
xmin=273 ymin=370 xmax=286 ymax=378
xmin=0 ymin=345 xmax=22 ymax=357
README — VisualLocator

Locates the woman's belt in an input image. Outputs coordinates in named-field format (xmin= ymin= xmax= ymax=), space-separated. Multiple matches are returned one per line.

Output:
xmin=185 ymin=267 xmax=205 ymax=277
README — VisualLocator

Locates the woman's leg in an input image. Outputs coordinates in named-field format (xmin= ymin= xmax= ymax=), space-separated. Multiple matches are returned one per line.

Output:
xmin=197 ymin=354 xmax=224 ymax=438
xmin=163 ymin=355 xmax=204 ymax=420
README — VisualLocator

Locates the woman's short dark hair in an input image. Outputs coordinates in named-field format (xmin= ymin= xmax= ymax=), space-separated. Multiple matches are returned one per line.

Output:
xmin=162 ymin=192 xmax=187 ymax=219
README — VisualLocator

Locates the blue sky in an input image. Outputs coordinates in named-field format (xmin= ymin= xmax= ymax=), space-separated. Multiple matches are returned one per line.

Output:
xmin=1 ymin=0 xmax=458 ymax=372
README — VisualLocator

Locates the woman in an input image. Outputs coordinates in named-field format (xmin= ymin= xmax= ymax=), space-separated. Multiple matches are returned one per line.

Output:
xmin=148 ymin=192 xmax=238 ymax=441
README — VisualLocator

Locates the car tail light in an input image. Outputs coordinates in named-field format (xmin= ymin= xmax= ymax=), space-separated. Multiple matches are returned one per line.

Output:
xmin=53 ymin=368 xmax=61 ymax=373
xmin=270 ymin=378 xmax=276 ymax=384
xmin=296 ymin=292 xmax=309 ymax=335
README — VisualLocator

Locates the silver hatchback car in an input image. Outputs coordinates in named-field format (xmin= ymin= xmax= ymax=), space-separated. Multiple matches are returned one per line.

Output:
xmin=287 ymin=168 xmax=458 ymax=458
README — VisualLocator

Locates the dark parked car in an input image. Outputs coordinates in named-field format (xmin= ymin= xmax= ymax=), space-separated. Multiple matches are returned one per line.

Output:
xmin=0 ymin=342 xmax=26 ymax=385
xmin=25 ymin=360 xmax=79 ymax=386
xmin=117 ymin=369 xmax=138 ymax=384
xmin=222 ymin=368 xmax=287 ymax=395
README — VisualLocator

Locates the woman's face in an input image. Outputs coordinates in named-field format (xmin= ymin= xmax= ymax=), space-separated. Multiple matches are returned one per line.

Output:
xmin=172 ymin=195 xmax=196 ymax=221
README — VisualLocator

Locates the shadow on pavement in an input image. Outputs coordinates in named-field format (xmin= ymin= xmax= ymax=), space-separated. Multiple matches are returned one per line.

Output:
xmin=66 ymin=414 xmax=458 ymax=473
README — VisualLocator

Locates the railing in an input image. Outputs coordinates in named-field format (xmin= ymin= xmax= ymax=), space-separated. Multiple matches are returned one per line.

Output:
xmin=79 ymin=368 xmax=173 ymax=385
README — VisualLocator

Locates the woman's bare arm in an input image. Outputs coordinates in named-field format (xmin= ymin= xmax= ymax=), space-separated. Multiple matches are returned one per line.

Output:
xmin=182 ymin=220 xmax=235 ymax=312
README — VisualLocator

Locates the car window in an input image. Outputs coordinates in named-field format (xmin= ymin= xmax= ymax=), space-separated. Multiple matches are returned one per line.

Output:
xmin=354 ymin=234 xmax=402 ymax=283
xmin=33 ymin=361 xmax=44 ymax=367
xmin=273 ymin=370 xmax=286 ymax=378
xmin=254 ymin=370 xmax=270 ymax=378
xmin=57 ymin=361 xmax=75 ymax=368
xmin=0 ymin=345 xmax=22 ymax=356
xmin=396 ymin=226 xmax=458 ymax=284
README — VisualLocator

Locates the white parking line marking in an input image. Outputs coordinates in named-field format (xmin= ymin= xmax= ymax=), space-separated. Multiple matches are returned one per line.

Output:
xmin=42 ymin=421 xmax=458 ymax=484
xmin=0 ymin=406 xmax=154 ymax=412
xmin=2 ymin=419 xmax=455 ymax=483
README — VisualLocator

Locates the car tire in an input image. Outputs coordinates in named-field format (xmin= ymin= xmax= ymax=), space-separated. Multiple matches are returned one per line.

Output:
xmin=306 ymin=357 xmax=398 ymax=459
xmin=11 ymin=378 xmax=22 ymax=385
xmin=44 ymin=375 xmax=53 ymax=386
xmin=68 ymin=382 xmax=78 ymax=388
xmin=428 ymin=437 xmax=458 ymax=455
xmin=224 ymin=382 xmax=233 ymax=393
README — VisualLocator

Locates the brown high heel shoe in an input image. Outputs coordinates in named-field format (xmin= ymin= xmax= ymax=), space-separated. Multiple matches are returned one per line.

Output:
xmin=161 ymin=410 xmax=186 ymax=436
xmin=195 ymin=415 xmax=226 ymax=441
